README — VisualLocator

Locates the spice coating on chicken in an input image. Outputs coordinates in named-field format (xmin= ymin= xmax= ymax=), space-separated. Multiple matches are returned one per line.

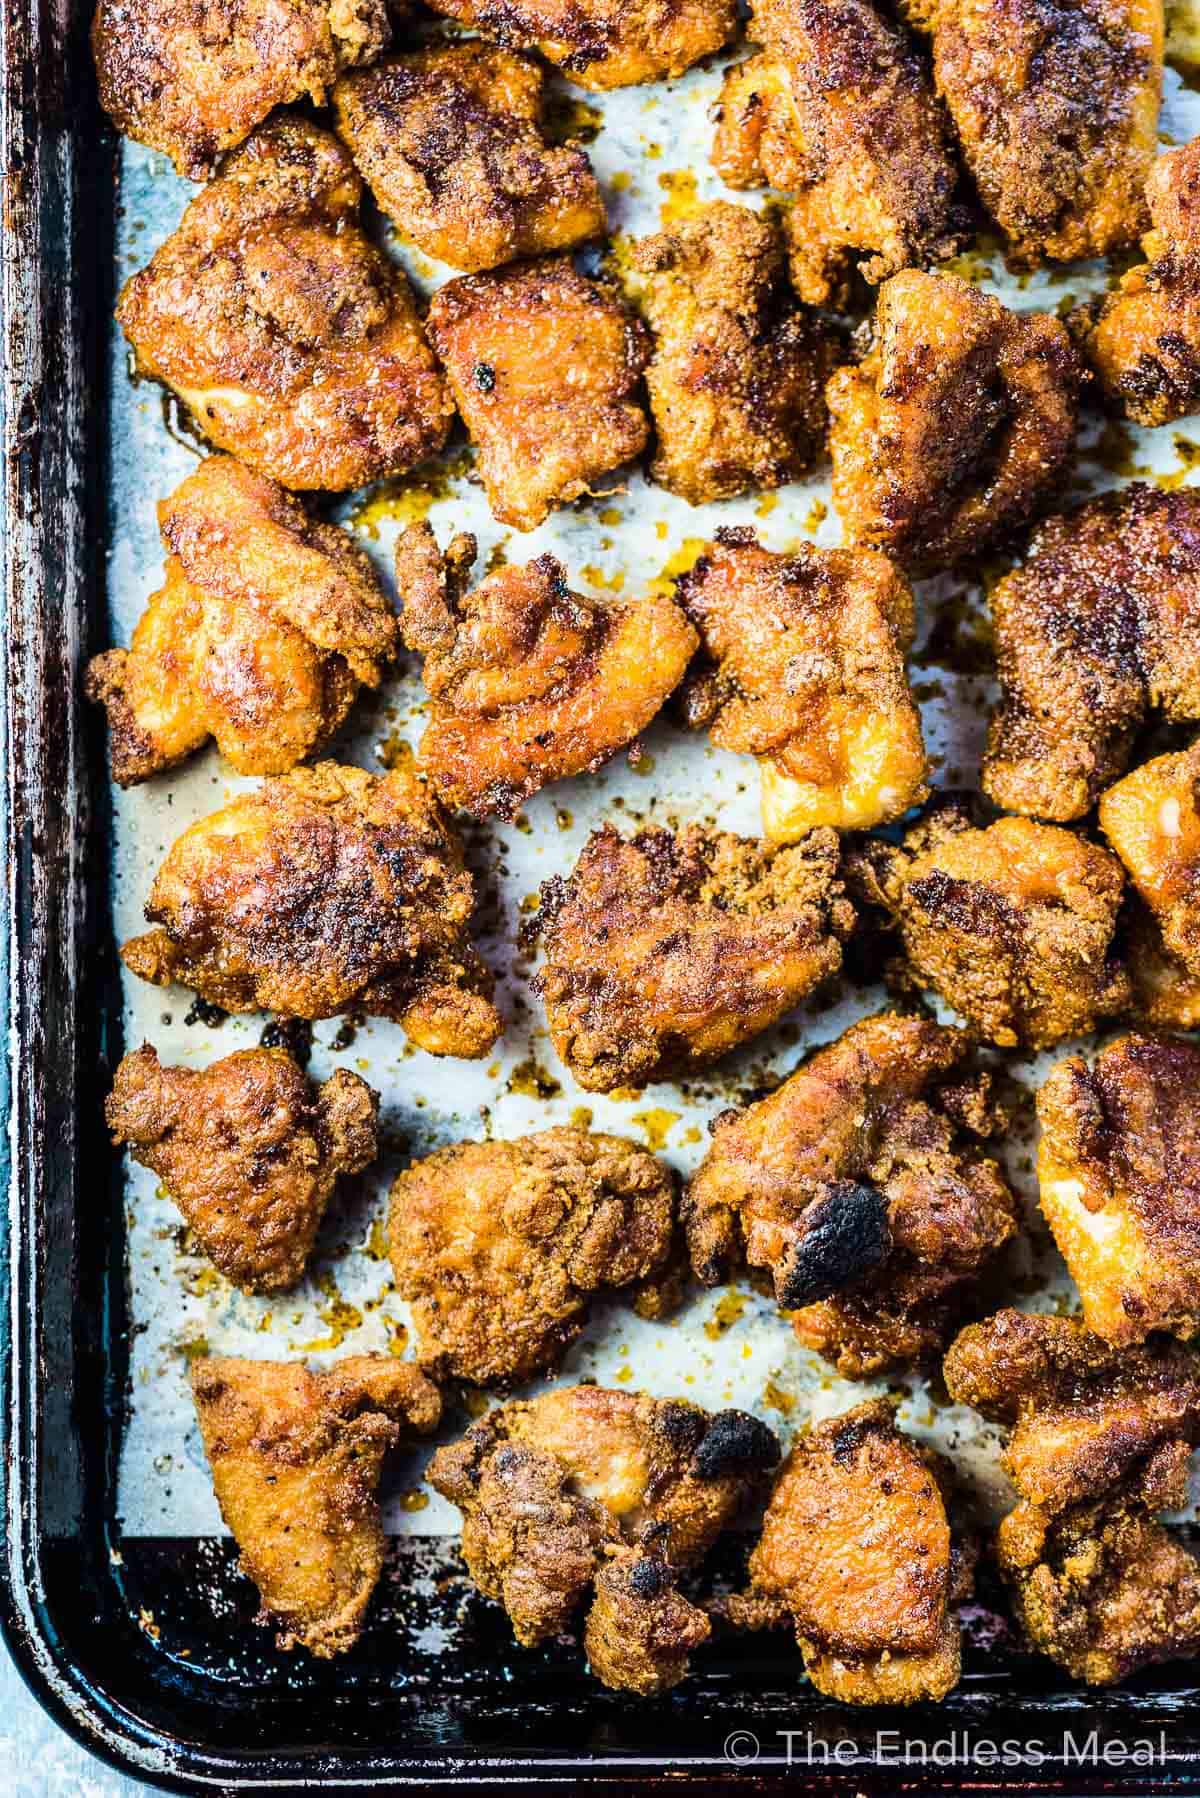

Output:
xmin=422 ymin=0 xmax=736 ymax=88
xmin=533 ymin=823 xmax=855 ymax=1091
xmin=190 ymin=1355 xmax=442 ymax=1657
xmin=120 ymin=762 xmax=502 ymax=1056
xmin=387 ymin=1127 xmax=680 ymax=1385
xmin=333 ymin=45 xmax=605 ymax=273
xmin=826 ymin=270 xmax=1082 ymax=574
xmin=394 ymin=524 xmax=696 ymax=819
xmin=116 ymin=118 xmax=453 ymax=492
xmin=108 ymin=1045 xmax=377 ymax=1293
xmin=1100 ymin=741 xmax=1200 ymax=976
xmin=678 ymin=527 xmax=927 ymax=841
xmin=711 ymin=0 xmax=963 ymax=306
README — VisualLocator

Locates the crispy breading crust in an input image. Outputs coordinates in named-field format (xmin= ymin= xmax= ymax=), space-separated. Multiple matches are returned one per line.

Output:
xmin=422 ymin=0 xmax=736 ymax=88
xmin=108 ymin=1045 xmax=377 ymax=1294
xmin=826 ymin=270 xmax=1082 ymax=574
xmin=333 ymin=45 xmax=606 ymax=273
xmin=394 ymin=523 xmax=696 ymax=818
xmin=533 ymin=823 xmax=855 ymax=1091
xmin=190 ymin=1355 xmax=442 ymax=1657
xmin=584 ymin=1551 xmax=712 ymax=1695
xmin=387 ymin=1127 xmax=679 ymax=1384
xmin=1125 ymin=894 xmax=1200 ymax=1029
xmin=120 ymin=762 xmax=502 ymax=1055
xmin=678 ymin=526 xmax=927 ymax=840
xmin=116 ymin=117 xmax=453 ymax=492
xmin=1100 ymin=740 xmax=1200 ymax=974
xmin=711 ymin=0 xmax=964 ymax=306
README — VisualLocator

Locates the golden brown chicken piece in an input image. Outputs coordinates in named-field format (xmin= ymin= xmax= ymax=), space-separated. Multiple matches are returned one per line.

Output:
xmin=710 ymin=0 xmax=964 ymax=307
xmin=723 ymin=1400 xmax=971 ymax=1703
xmin=629 ymin=203 xmax=839 ymax=506
xmin=332 ymin=45 xmax=606 ymax=274
xmin=116 ymin=118 xmax=452 ymax=493
xmin=108 ymin=1045 xmax=377 ymax=1294
xmin=1126 ymin=896 xmax=1200 ymax=1030
xmin=983 ymin=487 xmax=1200 ymax=822
xmin=850 ymin=798 xmax=1131 ymax=1048
xmin=428 ymin=1386 xmax=778 ymax=1692
xmin=92 ymin=0 xmax=390 ymax=179
xmin=427 ymin=257 xmax=649 ymax=532
xmin=1077 ymin=140 xmax=1200 ymax=425
xmin=120 ymin=762 xmax=502 ymax=1056
xmin=190 ymin=1355 xmax=442 ymax=1657
xmin=393 ymin=524 xmax=696 ymax=818
xmin=908 ymin=0 xmax=1162 ymax=266
xmin=387 ymin=1127 xmax=679 ymax=1384
xmin=1038 ymin=1033 xmax=1200 ymax=1347
xmin=678 ymin=527 xmax=927 ymax=842
xmin=684 ymin=1012 xmax=1017 ymax=1378
xmin=85 ymin=457 xmax=397 ymax=786
xmin=422 ymin=0 xmax=734 ymax=87
xmin=533 ymin=824 xmax=855 ymax=1091
xmin=1100 ymin=741 xmax=1200 ymax=976
xmin=826 ymin=271 xmax=1082 ymax=574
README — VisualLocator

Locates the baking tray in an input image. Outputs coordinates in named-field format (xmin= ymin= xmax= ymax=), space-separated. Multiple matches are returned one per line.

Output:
xmin=7 ymin=0 xmax=1200 ymax=1786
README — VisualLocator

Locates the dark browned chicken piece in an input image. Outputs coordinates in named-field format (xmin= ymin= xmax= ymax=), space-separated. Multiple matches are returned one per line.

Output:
xmin=387 ymin=1127 xmax=679 ymax=1384
xmin=428 ymin=1385 xmax=779 ymax=1692
xmin=908 ymin=0 xmax=1162 ymax=266
xmin=826 ymin=270 xmax=1082 ymax=574
xmin=684 ymin=1011 xmax=1017 ymax=1378
xmin=710 ymin=0 xmax=964 ymax=306
xmin=533 ymin=824 xmax=855 ymax=1091
xmin=629 ymin=202 xmax=838 ymax=506
xmin=422 ymin=0 xmax=735 ymax=87
xmin=723 ymin=1400 xmax=972 ymax=1703
xmin=1077 ymin=139 xmax=1200 ymax=425
xmin=944 ymin=1308 xmax=1200 ymax=1683
xmin=983 ymin=487 xmax=1200 ymax=822
xmin=108 ymin=1044 xmax=377 ymax=1294
xmin=393 ymin=524 xmax=696 ymax=818
xmin=85 ymin=457 xmax=397 ymax=786
xmin=332 ymin=45 xmax=606 ymax=273
xmin=1038 ymin=1033 xmax=1200 ymax=1347
xmin=849 ymin=798 xmax=1130 ymax=1048
xmin=1100 ymin=741 xmax=1200 ymax=975
xmin=190 ymin=1355 xmax=442 ymax=1657
xmin=92 ymin=0 xmax=389 ymax=179
xmin=1125 ymin=895 xmax=1200 ymax=1031
xmin=678 ymin=527 xmax=926 ymax=842
xmin=427 ymin=257 xmax=649 ymax=531
xmin=116 ymin=118 xmax=453 ymax=493
xmin=120 ymin=762 xmax=502 ymax=1057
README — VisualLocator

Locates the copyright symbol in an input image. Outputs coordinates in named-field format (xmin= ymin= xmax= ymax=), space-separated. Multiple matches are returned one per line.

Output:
xmin=723 ymin=1730 xmax=760 ymax=1765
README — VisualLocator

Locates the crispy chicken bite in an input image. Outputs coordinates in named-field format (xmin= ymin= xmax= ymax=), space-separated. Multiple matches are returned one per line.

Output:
xmin=394 ymin=523 xmax=696 ymax=818
xmin=826 ymin=271 xmax=1082 ymax=574
xmin=629 ymin=202 xmax=839 ymax=506
xmin=684 ymin=1012 xmax=1017 ymax=1377
xmin=850 ymin=798 xmax=1131 ymax=1048
xmin=1078 ymin=139 xmax=1200 ymax=426
xmin=428 ymin=1386 xmax=779 ymax=1692
xmin=427 ymin=257 xmax=649 ymax=532
xmin=1038 ymin=1033 xmax=1200 ymax=1347
xmin=120 ymin=762 xmax=502 ymax=1056
xmin=1125 ymin=895 xmax=1200 ymax=1030
xmin=332 ymin=46 xmax=605 ymax=274
xmin=533 ymin=824 xmax=855 ymax=1091
xmin=422 ymin=0 xmax=734 ymax=88
xmin=85 ymin=457 xmax=397 ymax=786
xmin=116 ymin=118 xmax=452 ymax=492
xmin=92 ymin=0 xmax=389 ymax=180
xmin=678 ymin=527 xmax=927 ymax=841
xmin=908 ymin=0 xmax=1162 ymax=266
xmin=387 ymin=1127 xmax=679 ymax=1385
xmin=711 ymin=0 xmax=963 ymax=307
xmin=108 ymin=1045 xmax=377 ymax=1294
xmin=1100 ymin=741 xmax=1200 ymax=976
xmin=983 ymin=487 xmax=1200 ymax=822
xmin=191 ymin=1355 xmax=441 ymax=1657
xmin=724 ymin=1400 xmax=972 ymax=1703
